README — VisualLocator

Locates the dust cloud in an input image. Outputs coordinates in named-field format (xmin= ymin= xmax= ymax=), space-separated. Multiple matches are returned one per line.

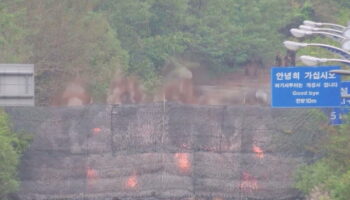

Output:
xmin=51 ymin=59 xmax=270 ymax=106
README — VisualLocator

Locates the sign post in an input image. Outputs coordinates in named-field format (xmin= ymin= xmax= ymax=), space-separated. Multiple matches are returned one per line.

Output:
xmin=271 ymin=66 xmax=341 ymax=108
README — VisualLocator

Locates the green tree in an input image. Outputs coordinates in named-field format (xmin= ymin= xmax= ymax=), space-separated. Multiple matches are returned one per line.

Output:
xmin=0 ymin=109 xmax=30 ymax=199
xmin=187 ymin=0 xmax=300 ymax=71
xmin=295 ymin=115 xmax=350 ymax=200
xmin=23 ymin=0 xmax=128 ymax=104
xmin=0 ymin=0 xmax=29 ymax=63
xmin=100 ymin=0 xmax=191 ymax=90
xmin=3 ymin=0 xmax=349 ymax=103
xmin=149 ymin=0 xmax=189 ymax=35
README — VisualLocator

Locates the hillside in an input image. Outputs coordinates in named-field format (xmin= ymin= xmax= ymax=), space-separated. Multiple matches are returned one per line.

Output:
xmin=1 ymin=0 xmax=349 ymax=106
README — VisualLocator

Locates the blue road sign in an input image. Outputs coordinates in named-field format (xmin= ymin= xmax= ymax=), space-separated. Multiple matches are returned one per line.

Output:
xmin=341 ymin=81 xmax=350 ymax=106
xmin=330 ymin=107 xmax=350 ymax=125
xmin=271 ymin=66 xmax=341 ymax=108
xmin=329 ymin=81 xmax=350 ymax=125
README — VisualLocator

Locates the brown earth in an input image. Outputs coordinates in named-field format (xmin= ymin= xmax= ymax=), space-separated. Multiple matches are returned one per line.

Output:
xmin=50 ymin=58 xmax=271 ymax=107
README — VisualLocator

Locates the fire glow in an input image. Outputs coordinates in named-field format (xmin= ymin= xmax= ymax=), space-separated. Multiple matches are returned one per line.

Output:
xmin=174 ymin=153 xmax=191 ymax=173
xmin=252 ymin=145 xmax=264 ymax=159
xmin=86 ymin=167 xmax=98 ymax=189
xmin=126 ymin=174 xmax=138 ymax=189
xmin=240 ymin=172 xmax=258 ymax=193
xmin=92 ymin=127 xmax=102 ymax=135
xmin=86 ymin=167 xmax=98 ymax=179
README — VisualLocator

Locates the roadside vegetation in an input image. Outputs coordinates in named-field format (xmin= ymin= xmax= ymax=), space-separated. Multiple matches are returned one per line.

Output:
xmin=3 ymin=0 xmax=350 ymax=104
xmin=0 ymin=109 xmax=31 ymax=199
xmin=295 ymin=114 xmax=350 ymax=200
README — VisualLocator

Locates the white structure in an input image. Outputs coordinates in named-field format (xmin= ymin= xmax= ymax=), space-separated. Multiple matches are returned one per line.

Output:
xmin=299 ymin=55 xmax=350 ymax=66
xmin=303 ymin=20 xmax=347 ymax=30
xmin=0 ymin=64 xmax=34 ymax=106
xmin=290 ymin=28 xmax=346 ymax=41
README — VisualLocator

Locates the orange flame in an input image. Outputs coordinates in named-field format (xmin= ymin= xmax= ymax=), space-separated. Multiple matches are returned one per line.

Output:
xmin=126 ymin=174 xmax=138 ymax=189
xmin=86 ymin=167 xmax=98 ymax=189
xmin=92 ymin=127 xmax=102 ymax=135
xmin=174 ymin=153 xmax=191 ymax=173
xmin=252 ymin=145 xmax=264 ymax=159
xmin=240 ymin=172 xmax=258 ymax=193
xmin=86 ymin=167 xmax=98 ymax=179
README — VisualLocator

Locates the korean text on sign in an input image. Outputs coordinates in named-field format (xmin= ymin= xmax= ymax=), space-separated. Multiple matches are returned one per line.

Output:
xmin=271 ymin=66 xmax=341 ymax=108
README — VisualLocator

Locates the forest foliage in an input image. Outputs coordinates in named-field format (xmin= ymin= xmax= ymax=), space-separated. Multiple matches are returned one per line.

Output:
xmin=295 ymin=115 xmax=350 ymax=200
xmin=0 ymin=109 xmax=31 ymax=199
xmin=1 ymin=0 xmax=349 ymax=104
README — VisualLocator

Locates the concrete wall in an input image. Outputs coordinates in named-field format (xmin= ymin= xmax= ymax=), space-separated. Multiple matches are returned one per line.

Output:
xmin=0 ymin=64 xmax=34 ymax=106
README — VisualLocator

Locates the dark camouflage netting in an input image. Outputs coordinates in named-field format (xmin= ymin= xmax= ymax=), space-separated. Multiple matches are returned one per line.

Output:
xmin=5 ymin=103 xmax=327 ymax=200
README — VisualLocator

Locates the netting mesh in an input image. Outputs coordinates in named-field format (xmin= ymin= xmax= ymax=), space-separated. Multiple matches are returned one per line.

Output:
xmin=5 ymin=103 xmax=328 ymax=200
